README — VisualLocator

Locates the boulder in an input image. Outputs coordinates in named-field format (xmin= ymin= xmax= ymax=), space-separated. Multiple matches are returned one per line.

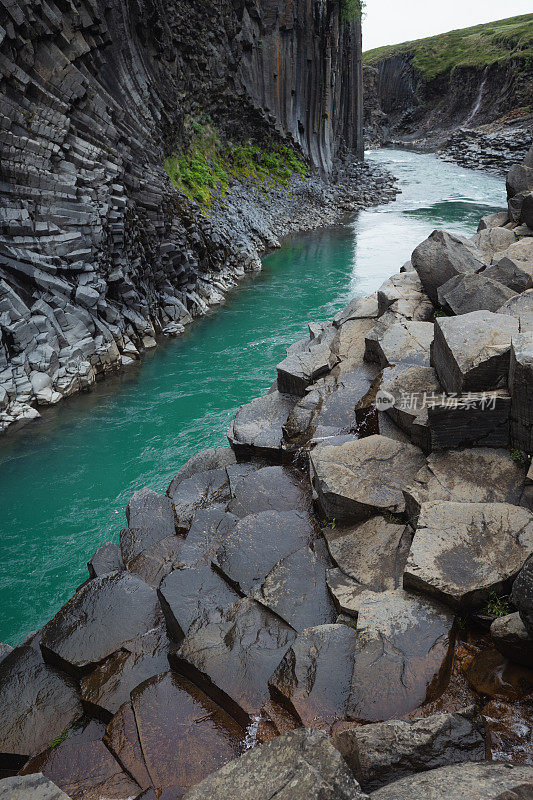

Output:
xmin=330 ymin=319 xmax=378 ymax=371
xmin=332 ymin=706 xmax=485 ymax=791
xmin=491 ymin=612 xmax=533 ymax=669
xmin=427 ymin=390 xmax=511 ymax=450
xmin=324 ymin=516 xmax=411 ymax=590
xmin=437 ymin=274 xmax=516 ymax=316
xmin=477 ymin=211 xmax=510 ymax=231
xmin=347 ymin=589 xmax=454 ymax=722
xmin=0 ymin=635 xmax=82 ymax=769
xmin=497 ymin=289 xmax=533 ymax=330
xmin=432 ymin=311 xmax=519 ymax=393
xmin=228 ymin=391 xmax=297 ymax=462
xmin=40 ymin=572 xmax=162 ymax=677
xmin=473 ymin=227 xmax=517 ymax=264
xmin=19 ymin=739 xmax=141 ymax=800
xmin=169 ymin=448 xmax=236 ymax=487
xmin=376 ymin=272 xmax=434 ymax=321
xmin=276 ymin=330 xmax=334 ymax=395
xmin=79 ymin=627 xmax=176 ymax=720
xmin=507 ymin=164 xmax=533 ymax=198
xmin=226 ymin=466 xmax=309 ymax=517
xmin=510 ymin=333 xmax=533 ymax=453
xmin=522 ymin=191 xmax=533 ymax=229
xmin=158 ymin=565 xmax=240 ymax=641
xmin=87 ymin=542 xmax=123 ymax=579
xmin=213 ymin=510 xmax=315 ymax=595
xmin=369 ymin=320 xmax=434 ymax=369
xmin=364 ymin=311 xmax=402 ymax=363
xmin=181 ymin=729 xmax=367 ymax=800
xmin=411 ymin=230 xmax=484 ymax=305
xmin=379 ymin=364 xmax=441 ymax=451
xmin=484 ymin=257 xmax=533 ymax=293
xmin=120 ymin=488 xmax=176 ymax=565
xmin=268 ymin=624 xmax=358 ymax=729
xmin=333 ymin=294 xmax=379 ymax=327
xmin=369 ymin=762 xmax=533 ymax=800
xmin=0 ymin=775 xmax=71 ymax=800
xmin=127 ymin=535 xmax=183 ymax=587
xmin=512 ymin=554 xmax=533 ymax=637
xmin=404 ymin=502 xmax=533 ymax=609
xmin=310 ymin=435 xmax=426 ymax=523
xmin=178 ymin=508 xmax=239 ymax=568
xmin=170 ymin=597 xmax=296 ymax=725
xmin=166 ymin=468 xmax=230 ymax=531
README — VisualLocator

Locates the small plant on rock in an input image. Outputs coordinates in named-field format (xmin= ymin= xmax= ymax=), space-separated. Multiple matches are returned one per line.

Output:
xmin=484 ymin=590 xmax=512 ymax=618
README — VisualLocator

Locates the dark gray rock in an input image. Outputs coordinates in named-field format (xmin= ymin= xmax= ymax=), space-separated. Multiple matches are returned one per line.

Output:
xmin=277 ymin=329 xmax=335 ymax=395
xmin=491 ymin=612 xmax=533 ymax=669
xmin=127 ymin=535 xmax=184 ymax=587
xmin=497 ymin=289 xmax=533 ymax=329
xmin=326 ymin=568 xmax=369 ymax=617
xmin=0 ymin=775 xmax=71 ymax=800
xmin=170 ymin=448 xmax=237 ymax=487
xmin=512 ymin=554 xmax=533 ymax=638
xmin=228 ymin=391 xmax=297 ymax=462
xmin=179 ymin=508 xmax=239 ymax=568
xmin=369 ymin=762 xmax=533 ymax=800
xmin=170 ymin=597 xmax=296 ymax=725
xmin=484 ymin=257 xmax=533 ymax=293
xmin=87 ymin=542 xmax=124 ymax=579
xmin=379 ymin=364 xmax=441 ymax=451
xmin=377 ymin=272 xmax=434 ymax=321
xmin=333 ymin=706 xmax=485 ymax=791
xmin=412 ymin=230 xmax=484 ymax=304
xmin=182 ymin=729 xmax=368 ymax=800
xmin=405 ymin=502 xmax=533 ymax=609
xmin=333 ymin=294 xmax=379 ymax=327
xmin=0 ymin=642 xmax=12 ymax=663
xmin=510 ymin=333 xmax=533 ymax=453
xmin=166 ymin=468 xmax=230 ymax=531
xmin=427 ymin=391 xmax=511 ymax=450
xmin=103 ymin=701 xmax=153 ymax=790
xmin=226 ymin=466 xmax=309 ymax=517
xmin=120 ymin=487 xmax=176 ymax=565
xmin=478 ymin=212 xmax=510 ymax=231
xmin=40 ymin=572 xmax=161 ymax=677
xmin=437 ymin=273 xmax=516 ymax=315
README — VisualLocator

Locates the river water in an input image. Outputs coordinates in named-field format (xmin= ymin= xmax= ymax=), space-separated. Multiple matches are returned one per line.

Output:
xmin=0 ymin=149 xmax=506 ymax=646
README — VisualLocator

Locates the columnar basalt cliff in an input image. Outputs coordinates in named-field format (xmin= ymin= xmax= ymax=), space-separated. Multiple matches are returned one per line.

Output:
xmin=0 ymin=0 xmax=385 ymax=432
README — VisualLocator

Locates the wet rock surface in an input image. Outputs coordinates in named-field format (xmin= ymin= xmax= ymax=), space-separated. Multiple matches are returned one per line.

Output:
xmin=491 ymin=613 xmax=533 ymax=669
xmin=512 ymin=555 xmax=533 ymax=638
xmin=228 ymin=392 xmax=298 ymax=462
xmin=87 ymin=543 xmax=124 ymax=580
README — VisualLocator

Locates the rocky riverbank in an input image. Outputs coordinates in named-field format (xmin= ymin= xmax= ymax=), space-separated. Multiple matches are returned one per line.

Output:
xmin=1 ymin=144 xmax=532 ymax=800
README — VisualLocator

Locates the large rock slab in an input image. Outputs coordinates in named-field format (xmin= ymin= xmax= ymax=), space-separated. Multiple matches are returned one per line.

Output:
xmin=226 ymin=466 xmax=309 ymax=517
xmin=103 ymin=701 xmax=153 ymax=790
xmin=0 ymin=775 xmax=71 ymax=800
xmin=311 ymin=435 xmax=426 ymax=523
xmin=491 ymin=612 xmax=533 ymax=669
xmin=0 ymin=634 xmax=82 ymax=769
xmin=181 ymin=729 xmax=367 ymax=800
xmin=324 ymin=516 xmax=411 ymax=591
xmin=437 ymin=273 xmax=516 ymax=315
xmin=370 ymin=320 xmax=434 ymax=369
xmin=178 ymin=508 xmax=239 ymax=568
xmin=333 ymin=294 xmax=379 ymax=327
xmin=268 ymin=624 xmax=358 ymax=730
xmin=166 ymin=468 xmax=230 ymax=531
xmin=127 ymin=535 xmax=184 ymax=587
xmin=432 ymin=311 xmax=519 ymax=393
xmin=276 ymin=330 xmax=334 ymax=395
xmin=484 ymin=256 xmax=533 ymax=293
xmin=332 ymin=706 xmax=485 ymax=791
xmin=213 ymin=510 xmax=315 ymax=594
xmin=130 ymin=672 xmax=245 ymax=796
xmin=171 ymin=597 xmax=296 ymax=725
xmin=330 ymin=318 xmax=378 ymax=369
xmin=347 ymin=589 xmax=455 ymax=722
xmin=405 ymin=502 xmax=533 ymax=609
xmin=498 ymin=289 xmax=533 ymax=330
xmin=228 ymin=391 xmax=297 ymax=462
xmin=159 ymin=565 xmax=240 ymax=641
xmin=19 ymin=739 xmax=141 ymax=800
xmin=512 ymin=554 xmax=533 ymax=638
xmin=326 ymin=568 xmax=369 ymax=617
xmin=40 ymin=572 xmax=162 ymax=677
xmin=80 ymin=627 xmax=176 ymax=720
xmin=121 ymin=488 xmax=176 ymax=565
xmin=87 ymin=542 xmax=123 ymax=579
xmin=369 ymin=762 xmax=533 ymax=800
xmin=411 ymin=230 xmax=484 ymax=304
xmin=510 ymin=332 xmax=533 ymax=453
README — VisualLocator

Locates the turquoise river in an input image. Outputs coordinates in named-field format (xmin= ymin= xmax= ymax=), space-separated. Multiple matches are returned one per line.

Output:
xmin=0 ymin=149 xmax=506 ymax=645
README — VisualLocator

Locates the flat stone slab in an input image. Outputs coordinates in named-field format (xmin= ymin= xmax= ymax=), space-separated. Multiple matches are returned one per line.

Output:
xmin=171 ymin=597 xmax=296 ymax=725
xmin=0 ymin=775 xmax=71 ymax=800
xmin=331 ymin=317 xmax=378 ymax=368
xmin=80 ymin=627 xmax=176 ymax=720
xmin=0 ymin=635 xmax=82 ymax=768
xmin=40 ymin=572 xmax=162 ymax=677
xmin=159 ymin=565 xmax=240 ymax=641
xmin=19 ymin=739 xmax=141 ymax=800
xmin=228 ymin=391 xmax=297 ymax=462
xmin=213 ymin=510 xmax=315 ymax=594
xmin=498 ymin=288 xmax=533 ymax=330
xmin=485 ymin=255 xmax=533 ymax=293
xmin=432 ymin=311 xmax=519 ymax=393
xmin=347 ymin=589 xmax=455 ymax=722
xmin=372 ymin=320 xmax=434 ymax=369
xmin=324 ymin=516 xmax=411 ymax=591
xmin=179 ymin=508 xmax=239 ymax=568
xmin=121 ymin=488 xmax=176 ymax=565
xmin=87 ymin=542 xmax=123 ymax=579
xmin=131 ymin=672 xmax=245 ymax=796
xmin=369 ymin=762 xmax=533 ymax=800
xmin=333 ymin=294 xmax=379 ymax=327
xmin=276 ymin=332 xmax=334 ymax=395
xmin=182 ymin=729 xmax=367 ymax=800
xmin=411 ymin=229 xmax=484 ymax=304
xmin=326 ymin=568 xmax=368 ymax=617
xmin=310 ymin=434 xmax=426 ymax=523
xmin=166 ymin=468 xmax=230 ymax=531
xmin=437 ymin=273 xmax=516 ymax=315
xmin=127 ymin=535 xmax=184 ymax=587
xmin=252 ymin=546 xmax=336 ymax=631
xmin=405 ymin=502 xmax=533 ymax=609
xmin=226 ymin=466 xmax=309 ymax=517
xmin=332 ymin=706 xmax=485 ymax=791
xmin=268 ymin=624 xmax=358 ymax=730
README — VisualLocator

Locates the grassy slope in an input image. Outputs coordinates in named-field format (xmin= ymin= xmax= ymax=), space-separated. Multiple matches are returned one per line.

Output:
xmin=362 ymin=14 xmax=533 ymax=80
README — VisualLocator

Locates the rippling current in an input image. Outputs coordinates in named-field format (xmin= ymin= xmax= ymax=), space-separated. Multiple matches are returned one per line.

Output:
xmin=0 ymin=149 xmax=506 ymax=645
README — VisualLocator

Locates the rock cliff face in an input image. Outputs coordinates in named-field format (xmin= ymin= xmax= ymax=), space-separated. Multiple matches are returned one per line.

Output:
xmin=0 ymin=0 xmax=367 ymax=431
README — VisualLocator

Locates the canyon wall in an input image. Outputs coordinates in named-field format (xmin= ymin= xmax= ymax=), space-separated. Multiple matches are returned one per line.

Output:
xmin=0 ymin=0 xmax=364 ymax=430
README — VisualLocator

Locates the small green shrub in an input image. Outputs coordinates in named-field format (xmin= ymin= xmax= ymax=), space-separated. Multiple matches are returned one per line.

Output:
xmin=510 ymin=448 xmax=530 ymax=468
xmin=484 ymin=590 xmax=512 ymax=617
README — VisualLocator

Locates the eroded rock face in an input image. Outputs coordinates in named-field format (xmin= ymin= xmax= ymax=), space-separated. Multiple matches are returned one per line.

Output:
xmin=347 ymin=589 xmax=455 ymax=722
xmin=0 ymin=635 xmax=82 ymax=769
xmin=411 ymin=230 xmax=484 ymax=304
xmin=181 ymin=729 xmax=368 ymax=800
xmin=228 ymin=392 xmax=297 ymax=462
xmin=0 ymin=775 xmax=71 ymax=800
xmin=171 ymin=597 xmax=296 ymax=725
xmin=369 ymin=762 xmax=533 ymax=800
xmin=332 ymin=706 xmax=485 ymax=791
xmin=405 ymin=502 xmax=533 ymax=609
xmin=40 ymin=572 xmax=162 ymax=676
xmin=311 ymin=435 xmax=426 ymax=523
xmin=127 ymin=536 xmax=184 ymax=588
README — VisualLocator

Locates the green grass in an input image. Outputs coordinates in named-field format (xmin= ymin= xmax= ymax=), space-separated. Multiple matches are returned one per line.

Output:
xmin=342 ymin=0 xmax=365 ymax=22
xmin=164 ymin=120 xmax=308 ymax=207
xmin=484 ymin=590 xmax=513 ymax=617
xmin=363 ymin=13 xmax=533 ymax=81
